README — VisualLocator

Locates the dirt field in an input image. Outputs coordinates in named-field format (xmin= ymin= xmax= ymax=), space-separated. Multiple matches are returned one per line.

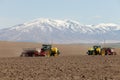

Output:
xmin=0 ymin=41 xmax=90 ymax=57
xmin=0 ymin=41 xmax=120 ymax=80
xmin=0 ymin=56 xmax=120 ymax=80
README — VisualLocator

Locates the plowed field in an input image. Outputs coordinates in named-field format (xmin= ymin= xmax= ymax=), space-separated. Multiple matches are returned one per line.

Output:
xmin=0 ymin=56 xmax=120 ymax=80
xmin=0 ymin=41 xmax=120 ymax=80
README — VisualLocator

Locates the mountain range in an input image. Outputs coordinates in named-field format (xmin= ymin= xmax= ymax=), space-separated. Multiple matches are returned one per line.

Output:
xmin=0 ymin=18 xmax=120 ymax=44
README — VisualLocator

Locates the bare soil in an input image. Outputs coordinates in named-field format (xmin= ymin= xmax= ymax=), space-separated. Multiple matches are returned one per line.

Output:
xmin=0 ymin=56 xmax=120 ymax=80
xmin=0 ymin=41 xmax=120 ymax=80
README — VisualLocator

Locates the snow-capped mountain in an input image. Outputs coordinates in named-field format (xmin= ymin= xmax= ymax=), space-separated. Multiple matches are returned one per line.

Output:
xmin=0 ymin=18 xmax=120 ymax=43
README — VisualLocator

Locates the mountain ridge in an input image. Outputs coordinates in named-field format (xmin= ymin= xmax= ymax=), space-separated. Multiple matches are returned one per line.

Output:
xmin=0 ymin=18 xmax=120 ymax=44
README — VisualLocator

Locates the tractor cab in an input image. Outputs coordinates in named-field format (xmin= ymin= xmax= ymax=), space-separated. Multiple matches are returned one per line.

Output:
xmin=93 ymin=45 xmax=101 ymax=50
xmin=41 ymin=44 xmax=52 ymax=51
xmin=40 ymin=44 xmax=52 ymax=56
xmin=40 ymin=44 xmax=60 ymax=57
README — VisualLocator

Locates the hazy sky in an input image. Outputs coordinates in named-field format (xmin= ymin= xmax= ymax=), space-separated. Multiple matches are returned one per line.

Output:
xmin=0 ymin=0 xmax=120 ymax=29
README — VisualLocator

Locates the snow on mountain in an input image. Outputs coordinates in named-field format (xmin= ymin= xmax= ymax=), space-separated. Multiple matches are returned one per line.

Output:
xmin=0 ymin=18 xmax=120 ymax=44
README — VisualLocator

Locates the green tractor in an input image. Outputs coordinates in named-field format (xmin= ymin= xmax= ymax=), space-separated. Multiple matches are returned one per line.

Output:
xmin=40 ymin=44 xmax=60 ymax=57
xmin=20 ymin=44 xmax=60 ymax=57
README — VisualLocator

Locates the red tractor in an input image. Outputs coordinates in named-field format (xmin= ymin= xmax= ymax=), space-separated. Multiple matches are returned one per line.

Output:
xmin=20 ymin=44 xmax=60 ymax=57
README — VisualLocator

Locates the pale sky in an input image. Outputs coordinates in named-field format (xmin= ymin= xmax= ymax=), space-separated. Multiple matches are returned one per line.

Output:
xmin=0 ymin=0 xmax=120 ymax=29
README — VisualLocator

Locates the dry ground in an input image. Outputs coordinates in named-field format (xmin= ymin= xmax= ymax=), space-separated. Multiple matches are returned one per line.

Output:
xmin=0 ymin=56 xmax=120 ymax=80
xmin=0 ymin=41 xmax=91 ymax=57
xmin=0 ymin=41 xmax=120 ymax=80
